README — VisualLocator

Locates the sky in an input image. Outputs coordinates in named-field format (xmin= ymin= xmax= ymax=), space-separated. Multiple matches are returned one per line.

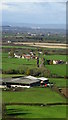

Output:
xmin=1 ymin=0 xmax=67 ymax=27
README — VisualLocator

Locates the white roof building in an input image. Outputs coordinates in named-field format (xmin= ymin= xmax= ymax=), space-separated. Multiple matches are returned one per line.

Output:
xmin=25 ymin=75 xmax=38 ymax=80
xmin=38 ymin=77 xmax=48 ymax=81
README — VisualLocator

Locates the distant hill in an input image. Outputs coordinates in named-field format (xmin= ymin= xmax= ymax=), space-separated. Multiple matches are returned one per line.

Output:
xmin=2 ymin=22 xmax=66 ymax=30
xmin=2 ymin=26 xmax=66 ymax=35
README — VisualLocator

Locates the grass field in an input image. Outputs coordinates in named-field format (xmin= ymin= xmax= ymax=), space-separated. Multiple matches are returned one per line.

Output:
xmin=2 ymin=45 xmax=37 ymax=49
xmin=46 ymin=64 xmax=66 ymax=77
xmin=5 ymin=105 xmax=66 ymax=118
xmin=2 ymin=88 xmax=67 ymax=118
xmin=44 ymin=55 xmax=67 ymax=61
xmin=2 ymin=53 xmax=37 ymax=70
xmin=1 ymin=74 xmax=24 ymax=78
xmin=49 ymin=78 xmax=67 ymax=88
xmin=2 ymin=88 xmax=66 ymax=104
xmin=2 ymin=53 xmax=67 ymax=77
xmin=44 ymin=54 xmax=67 ymax=77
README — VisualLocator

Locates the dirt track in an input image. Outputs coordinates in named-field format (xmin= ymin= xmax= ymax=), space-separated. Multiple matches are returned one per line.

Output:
xmin=14 ymin=42 xmax=68 ymax=49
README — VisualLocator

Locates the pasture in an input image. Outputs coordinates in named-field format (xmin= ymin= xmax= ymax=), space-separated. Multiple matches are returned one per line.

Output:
xmin=2 ymin=53 xmax=37 ymax=71
xmin=2 ymin=88 xmax=67 ymax=118
xmin=46 ymin=64 xmax=66 ymax=77
xmin=2 ymin=52 xmax=67 ymax=119
xmin=2 ymin=52 xmax=67 ymax=77
xmin=44 ymin=54 xmax=67 ymax=61
xmin=49 ymin=78 xmax=67 ymax=88
xmin=5 ymin=105 xmax=66 ymax=118
xmin=2 ymin=45 xmax=37 ymax=50
xmin=2 ymin=88 xmax=66 ymax=104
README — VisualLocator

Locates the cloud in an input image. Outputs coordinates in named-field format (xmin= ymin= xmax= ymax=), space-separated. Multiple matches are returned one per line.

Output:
xmin=2 ymin=0 xmax=67 ymax=12
xmin=2 ymin=0 xmax=67 ymax=3
xmin=2 ymin=1 xmax=66 ymax=25
xmin=2 ymin=2 xmax=66 ymax=13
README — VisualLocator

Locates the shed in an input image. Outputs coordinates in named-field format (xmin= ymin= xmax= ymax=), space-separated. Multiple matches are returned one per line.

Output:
xmin=38 ymin=77 xmax=49 ymax=84
xmin=2 ymin=76 xmax=40 ymax=88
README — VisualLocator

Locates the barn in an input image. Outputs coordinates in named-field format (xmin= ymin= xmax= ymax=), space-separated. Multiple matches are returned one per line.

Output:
xmin=2 ymin=76 xmax=40 ymax=88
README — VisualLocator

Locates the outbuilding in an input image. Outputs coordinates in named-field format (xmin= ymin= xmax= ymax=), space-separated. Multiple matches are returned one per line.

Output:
xmin=2 ymin=76 xmax=40 ymax=88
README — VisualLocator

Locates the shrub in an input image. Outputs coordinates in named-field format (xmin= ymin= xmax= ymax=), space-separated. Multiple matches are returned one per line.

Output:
xmin=26 ymin=69 xmax=31 ymax=75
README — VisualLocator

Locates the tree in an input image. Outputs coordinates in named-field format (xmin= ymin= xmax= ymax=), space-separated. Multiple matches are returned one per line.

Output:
xmin=9 ymin=48 xmax=15 ymax=58
xmin=37 ymin=56 xmax=39 ymax=67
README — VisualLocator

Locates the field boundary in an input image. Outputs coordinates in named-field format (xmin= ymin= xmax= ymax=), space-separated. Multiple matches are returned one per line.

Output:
xmin=4 ymin=102 xmax=68 ymax=106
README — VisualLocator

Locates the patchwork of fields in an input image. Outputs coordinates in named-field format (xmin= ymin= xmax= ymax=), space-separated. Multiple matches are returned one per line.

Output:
xmin=1 ymin=47 xmax=68 ymax=119
xmin=2 ymin=88 xmax=67 ymax=118
xmin=2 ymin=53 xmax=67 ymax=77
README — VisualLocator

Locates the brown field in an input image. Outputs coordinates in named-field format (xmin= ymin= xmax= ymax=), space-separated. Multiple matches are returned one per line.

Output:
xmin=61 ymin=88 xmax=68 ymax=98
xmin=13 ymin=42 xmax=68 ymax=49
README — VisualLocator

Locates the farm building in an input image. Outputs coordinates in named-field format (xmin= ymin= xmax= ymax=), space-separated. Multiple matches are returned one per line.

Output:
xmin=14 ymin=53 xmax=21 ymax=58
xmin=2 ymin=76 xmax=50 ymax=88
xmin=22 ymin=54 xmax=36 ymax=59
xmin=22 ymin=54 xmax=31 ymax=59
xmin=2 ymin=76 xmax=41 ymax=88
xmin=46 ymin=60 xmax=64 ymax=65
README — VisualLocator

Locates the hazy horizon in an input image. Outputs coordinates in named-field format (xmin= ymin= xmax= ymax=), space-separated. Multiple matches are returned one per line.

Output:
xmin=2 ymin=22 xmax=66 ymax=29
xmin=2 ymin=2 xmax=66 ymax=29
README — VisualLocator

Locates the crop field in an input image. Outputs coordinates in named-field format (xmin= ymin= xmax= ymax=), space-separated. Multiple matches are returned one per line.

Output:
xmin=5 ymin=105 xmax=67 ymax=118
xmin=13 ymin=42 xmax=67 ymax=49
xmin=2 ymin=88 xmax=66 ymax=104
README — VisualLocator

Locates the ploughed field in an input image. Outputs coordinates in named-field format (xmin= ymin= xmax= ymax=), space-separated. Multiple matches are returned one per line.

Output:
xmin=13 ymin=42 xmax=67 ymax=49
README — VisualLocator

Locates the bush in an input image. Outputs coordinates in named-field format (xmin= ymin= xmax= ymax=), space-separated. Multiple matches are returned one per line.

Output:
xmin=29 ymin=67 xmax=51 ymax=77
xmin=2 ymin=67 xmax=51 ymax=77
xmin=26 ymin=69 xmax=31 ymax=75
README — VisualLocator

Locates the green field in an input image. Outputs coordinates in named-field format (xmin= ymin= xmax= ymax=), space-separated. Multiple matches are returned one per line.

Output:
xmin=2 ymin=45 xmax=37 ymax=49
xmin=44 ymin=55 xmax=67 ymax=61
xmin=2 ymin=88 xmax=66 ymax=104
xmin=2 ymin=88 xmax=67 ymax=118
xmin=49 ymin=78 xmax=67 ymax=88
xmin=2 ymin=53 xmax=37 ymax=71
xmin=46 ymin=64 xmax=66 ymax=77
xmin=5 ymin=105 xmax=66 ymax=118
xmin=1 ymin=74 xmax=24 ymax=78
xmin=2 ymin=53 xmax=67 ymax=77
xmin=44 ymin=55 xmax=67 ymax=77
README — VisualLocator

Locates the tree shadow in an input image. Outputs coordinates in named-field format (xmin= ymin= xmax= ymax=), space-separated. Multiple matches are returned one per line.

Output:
xmin=6 ymin=108 xmax=31 ymax=117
